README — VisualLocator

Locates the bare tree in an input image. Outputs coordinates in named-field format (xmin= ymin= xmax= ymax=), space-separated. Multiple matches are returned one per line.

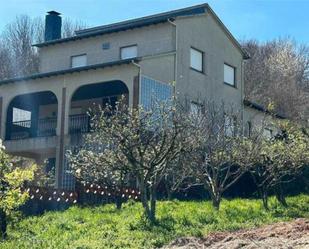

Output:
xmin=250 ymin=120 xmax=309 ymax=209
xmin=0 ymin=41 xmax=12 ymax=79
xmin=2 ymin=15 xmax=41 ymax=77
xmin=243 ymin=38 xmax=309 ymax=123
xmin=69 ymin=97 xmax=191 ymax=222
xmin=62 ymin=18 xmax=87 ymax=38
xmin=184 ymin=102 xmax=261 ymax=210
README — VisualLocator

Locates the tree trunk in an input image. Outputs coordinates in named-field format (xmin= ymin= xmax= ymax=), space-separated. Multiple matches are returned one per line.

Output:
xmin=115 ymin=196 xmax=123 ymax=210
xmin=139 ymin=180 xmax=151 ymax=220
xmin=0 ymin=208 xmax=7 ymax=240
xmin=211 ymin=192 xmax=221 ymax=210
xmin=275 ymin=184 xmax=288 ymax=207
xmin=262 ymin=189 xmax=269 ymax=210
xmin=149 ymin=186 xmax=157 ymax=223
xmin=165 ymin=182 xmax=172 ymax=200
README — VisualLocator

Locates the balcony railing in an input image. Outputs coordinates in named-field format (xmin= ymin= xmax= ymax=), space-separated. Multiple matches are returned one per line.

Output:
xmin=37 ymin=118 xmax=57 ymax=137
xmin=69 ymin=114 xmax=90 ymax=134
xmin=9 ymin=117 xmax=57 ymax=140
xmin=7 ymin=114 xmax=91 ymax=140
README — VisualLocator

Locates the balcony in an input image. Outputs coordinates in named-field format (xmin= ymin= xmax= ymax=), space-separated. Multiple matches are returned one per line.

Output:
xmin=9 ymin=117 xmax=57 ymax=140
xmin=7 ymin=114 xmax=92 ymax=141
xmin=69 ymin=114 xmax=90 ymax=134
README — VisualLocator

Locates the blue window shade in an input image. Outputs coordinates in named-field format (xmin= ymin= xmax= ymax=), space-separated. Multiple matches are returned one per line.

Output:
xmin=140 ymin=76 xmax=173 ymax=111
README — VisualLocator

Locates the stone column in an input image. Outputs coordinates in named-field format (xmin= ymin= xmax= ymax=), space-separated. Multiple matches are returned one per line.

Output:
xmin=55 ymin=87 xmax=67 ymax=188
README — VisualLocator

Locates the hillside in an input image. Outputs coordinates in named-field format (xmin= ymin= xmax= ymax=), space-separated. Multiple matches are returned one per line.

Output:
xmin=0 ymin=195 xmax=308 ymax=249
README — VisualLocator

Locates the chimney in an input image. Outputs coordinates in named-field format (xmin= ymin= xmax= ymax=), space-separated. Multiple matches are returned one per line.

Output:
xmin=45 ymin=11 xmax=62 ymax=42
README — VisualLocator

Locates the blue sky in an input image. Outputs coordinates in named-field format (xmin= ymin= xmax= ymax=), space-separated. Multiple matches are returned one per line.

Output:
xmin=0 ymin=0 xmax=308 ymax=44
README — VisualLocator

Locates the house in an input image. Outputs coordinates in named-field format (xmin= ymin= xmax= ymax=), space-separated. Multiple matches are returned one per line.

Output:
xmin=0 ymin=3 xmax=255 ymax=189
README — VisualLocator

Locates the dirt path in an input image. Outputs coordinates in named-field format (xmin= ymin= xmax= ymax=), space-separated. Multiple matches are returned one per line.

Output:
xmin=164 ymin=219 xmax=309 ymax=249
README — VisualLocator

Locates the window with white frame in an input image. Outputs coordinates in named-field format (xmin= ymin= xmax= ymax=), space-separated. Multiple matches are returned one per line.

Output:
xmin=71 ymin=54 xmax=87 ymax=68
xmin=246 ymin=121 xmax=252 ymax=137
xmin=190 ymin=47 xmax=203 ymax=72
xmin=120 ymin=45 xmax=137 ymax=59
xmin=224 ymin=115 xmax=235 ymax=137
xmin=263 ymin=128 xmax=273 ymax=139
xmin=190 ymin=102 xmax=202 ymax=116
xmin=224 ymin=63 xmax=236 ymax=86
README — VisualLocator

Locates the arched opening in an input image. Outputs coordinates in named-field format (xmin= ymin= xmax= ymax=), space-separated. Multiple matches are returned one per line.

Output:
xmin=6 ymin=91 xmax=58 ymax=140
xmin=69 ymin=80 xmax=129 ymax=134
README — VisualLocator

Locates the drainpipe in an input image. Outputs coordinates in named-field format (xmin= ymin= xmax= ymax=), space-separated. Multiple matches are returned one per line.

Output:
xmin=131 ymin=60 xmax=141 ymax=75
xmin=241 ymin=59 xmax=245 ymax=135
xmin=168 ymin=18 xmax=177 ymax=96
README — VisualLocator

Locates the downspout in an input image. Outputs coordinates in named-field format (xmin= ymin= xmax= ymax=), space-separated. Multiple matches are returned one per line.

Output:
xmin=168 ymin=18 xmax=177 ymax=96
xmin=241 ymin=59 xmax=245 ymax=135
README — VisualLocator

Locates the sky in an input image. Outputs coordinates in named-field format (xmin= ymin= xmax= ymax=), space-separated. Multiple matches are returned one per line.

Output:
xmin=0 ymin=0 xmax=308 ymax=44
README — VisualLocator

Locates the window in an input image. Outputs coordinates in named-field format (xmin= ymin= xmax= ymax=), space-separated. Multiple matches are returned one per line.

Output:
xmin=71 ymin=54 xmax=87 ymax=68
xmin=12 ymin=107 xmax=31 ymax=127
xmin=263 ymin=128 xmax=273 ymax=139
xmin=245 ymin=121 xmax=252 ymax=137
xmin=190 ymin=47 xmax=203 ymax=72
xmin=120 ymin=45 xmax=137 ymax=59
xmin=102 ymin=42 xmax=110 ymax=50
xmin=224 ymin=63 xmax=236 ymax=86
xmin=224 ymin=115 xmax=236 ymax=137
xmin=190 ymin=102 xmax=202 ymax=117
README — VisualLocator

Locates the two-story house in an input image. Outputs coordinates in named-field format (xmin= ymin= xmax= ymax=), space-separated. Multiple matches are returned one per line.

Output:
xmin=0 ymin=3 xmax=250 ymax=189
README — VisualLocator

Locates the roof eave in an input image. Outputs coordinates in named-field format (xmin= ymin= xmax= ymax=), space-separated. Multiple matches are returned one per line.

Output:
xmin=244 ymin=99 xmax=286 ymax=119
xmin=0 ymin=58 xmax=140 ymax=85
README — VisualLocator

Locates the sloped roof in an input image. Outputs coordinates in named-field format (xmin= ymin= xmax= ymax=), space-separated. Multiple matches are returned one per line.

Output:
xmin=0 ymin=58 xmax=139 ymax=86
xmin=33 ymin=3 xmax=249 ymax=59
xmin=244 ymin=99 xmax=286 ymax=119
xmin=33 ymin=4 xmax=207 ymax=47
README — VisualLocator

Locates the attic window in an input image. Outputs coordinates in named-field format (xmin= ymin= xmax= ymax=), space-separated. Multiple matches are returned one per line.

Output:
xmin=102 ymin=42 xmax=110 ymax=50
xmin=120 ymin=45 xmax=137 ymax=59
xmin=71 ymin=54 xmax=87 ymax=68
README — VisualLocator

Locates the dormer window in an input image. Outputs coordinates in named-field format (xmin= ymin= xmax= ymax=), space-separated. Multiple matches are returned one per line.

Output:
xmin=71 ymin=54 xmax=87 ymax=68
xmin=120 ymin=45 xmax=137 ymax=59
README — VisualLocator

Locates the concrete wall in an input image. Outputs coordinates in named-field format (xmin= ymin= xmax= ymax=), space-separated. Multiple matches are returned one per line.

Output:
xmin=139 ymin=53 xmax=175 ymax=84
xmin=70 ymin=98 xmax=102 ymax=115
xmin=175 ymin=13 xmax=244 ymax=109
xmin=39 ymin=23 xmax=176 ymax=73
xmin=243 ymin=106 xmax=280 ymax=136
xmin=39 ymin=104 xmax=58 ymax=119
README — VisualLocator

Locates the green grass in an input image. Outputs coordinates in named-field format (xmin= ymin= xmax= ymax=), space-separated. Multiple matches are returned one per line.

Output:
xmin=1 ymin=194 xmax=308 ymax=249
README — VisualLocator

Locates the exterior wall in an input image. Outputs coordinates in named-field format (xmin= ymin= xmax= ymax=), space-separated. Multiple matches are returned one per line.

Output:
xmin=39 ymin=23 xmax=176 ymax=73
xmin=243 ymin=106 xmax=280 ymax=136
xmin=175 ymin=13 xmax=244 ymax=110
xmin=139 ymin=53 xmax=176 ymax=84
xmin=39 ymin=104 xmax=58 ymax=119
xmin=70 ymin=98 xmax=102 ymax=115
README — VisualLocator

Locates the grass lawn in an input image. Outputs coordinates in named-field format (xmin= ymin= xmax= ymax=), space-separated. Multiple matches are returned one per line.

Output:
xmin=0 ymin=194 xmax=308 ymax=249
